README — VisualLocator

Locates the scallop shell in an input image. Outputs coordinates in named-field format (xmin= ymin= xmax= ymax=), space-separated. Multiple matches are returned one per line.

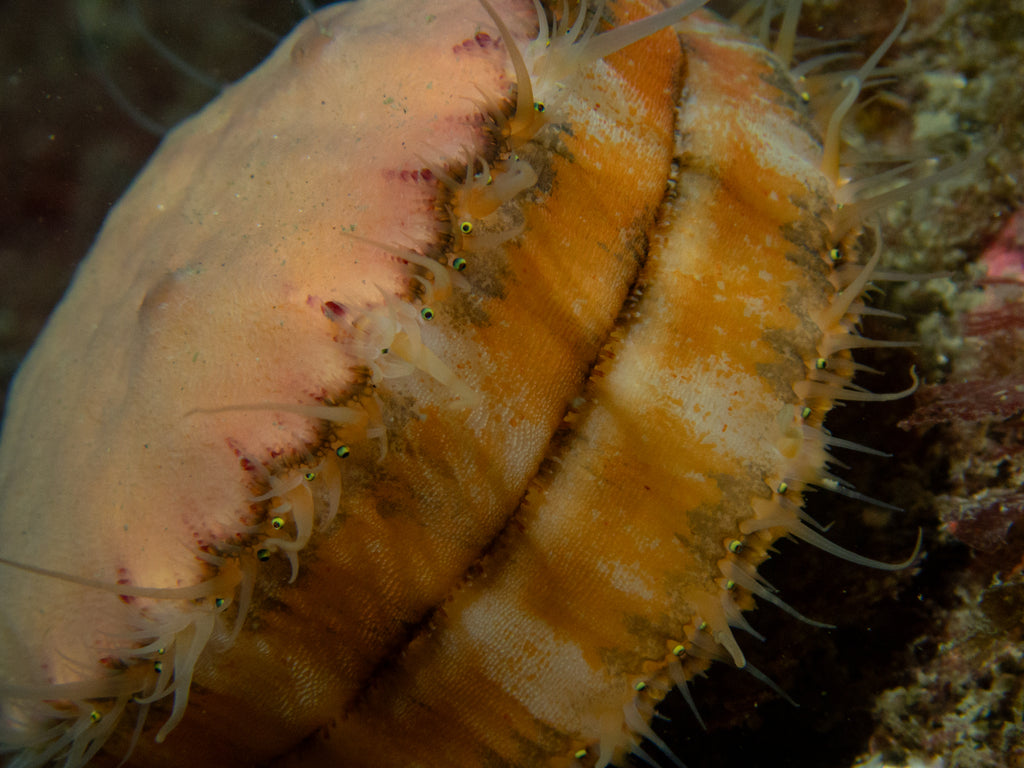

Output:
xmin=0 ymin=1 xmax=925 ymax=766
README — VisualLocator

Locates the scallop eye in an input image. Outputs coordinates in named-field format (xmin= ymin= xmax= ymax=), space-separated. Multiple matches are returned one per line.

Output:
xmin=153 ymin=661 xmax=163 ymax=673
xmin=534 ymin=101 xmax=545 ymax=113
xmin=420 ymin=307 xmax=434 ymax=321
xmin=460 ymin=221 xmax=473 ymax=234
xmin=271 ymin=516 xmax=285 ymax=530
xmin=304 ymin=471 xmax=317 ymax=482
xmin=336 ymin=445 xmax=350 ymax=458
xmin=257 ymin=549 xmax=271 ymax=562
xmin=215 ymin=597 xmax=226 ymax=608
xmin=89 ymin=710 xmax=102 ymax=723
xmin=452 ymin=257 xmax=467 ymax=271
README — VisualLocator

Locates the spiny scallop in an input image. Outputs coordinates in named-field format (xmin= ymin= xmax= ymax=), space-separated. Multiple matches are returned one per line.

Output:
xmin=0 ymin=1 xmax=921 ymax=766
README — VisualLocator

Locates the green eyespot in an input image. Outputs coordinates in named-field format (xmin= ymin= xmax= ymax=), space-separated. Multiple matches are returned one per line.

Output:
xmin=452 ymin=257 xmax=467 ymax=271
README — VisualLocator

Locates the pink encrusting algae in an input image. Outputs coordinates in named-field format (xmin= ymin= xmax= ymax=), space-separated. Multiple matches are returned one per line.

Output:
xmin=0 ymin=1 xmax=927 ymax=766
